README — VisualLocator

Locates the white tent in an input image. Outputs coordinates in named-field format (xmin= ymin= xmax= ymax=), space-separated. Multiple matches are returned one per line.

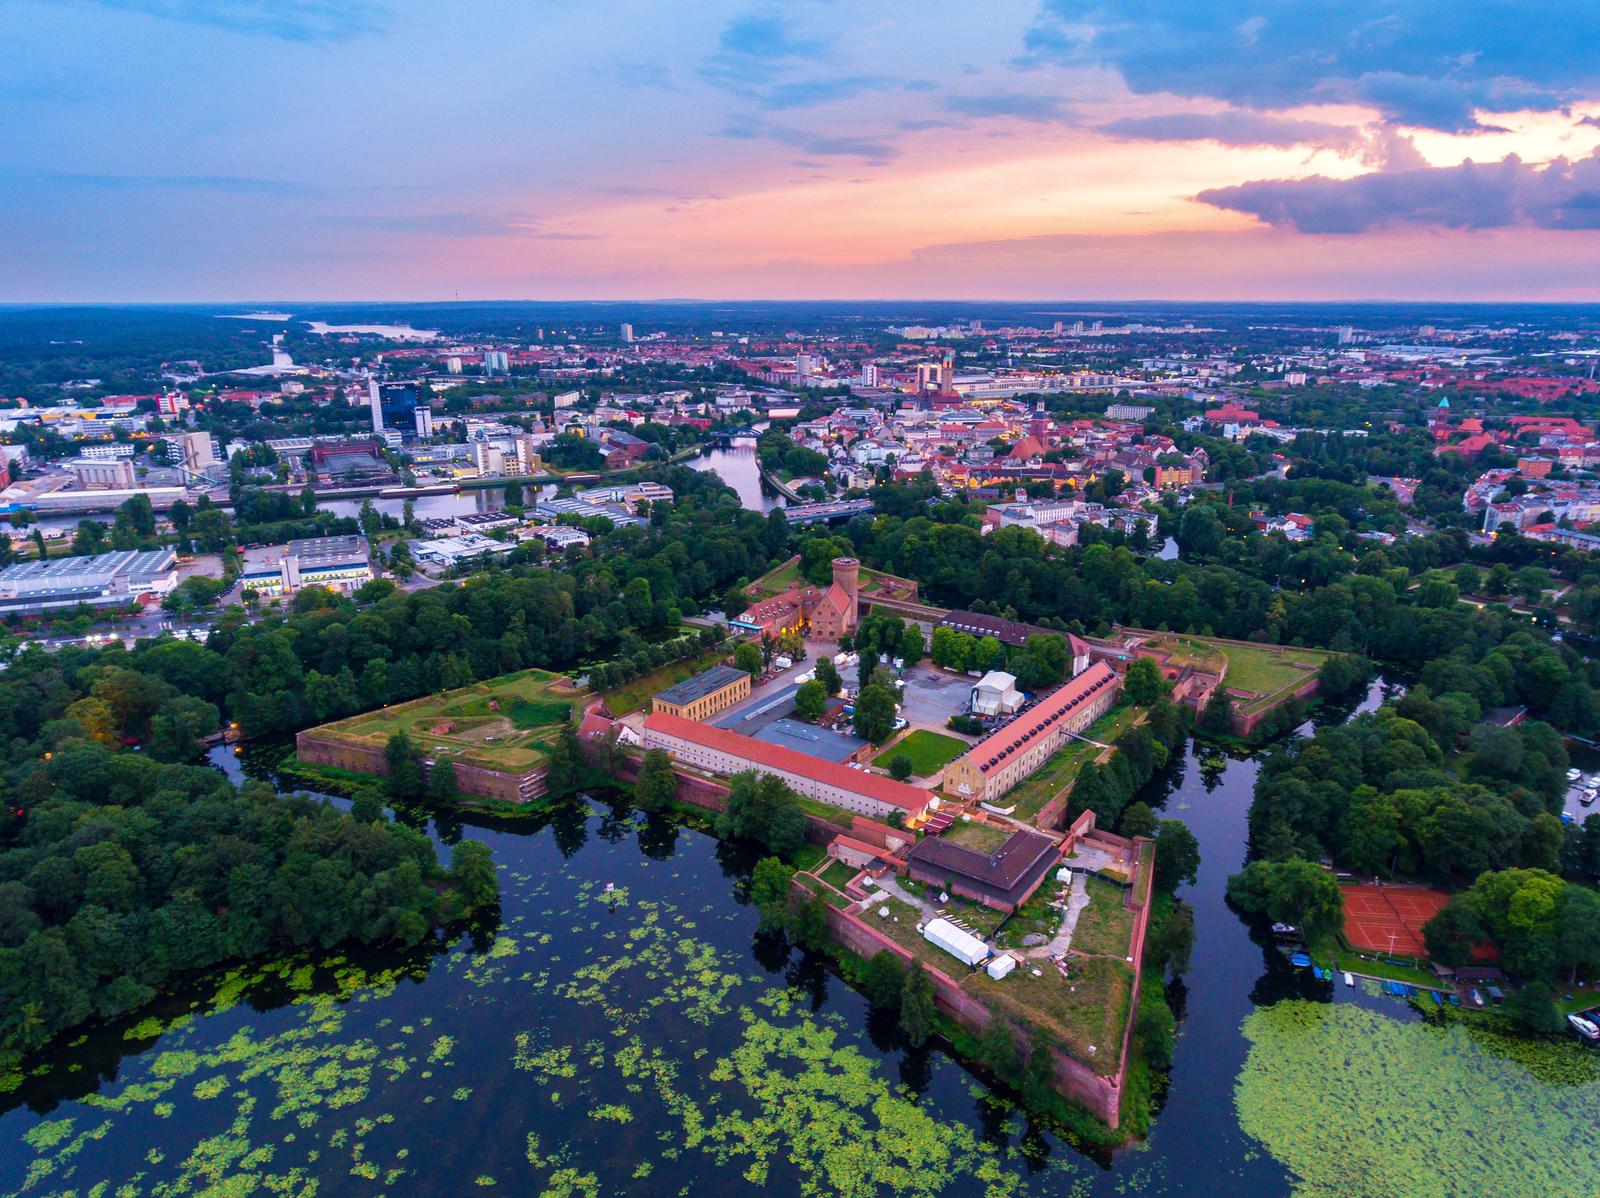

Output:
xmin=971 ymin=671 xmax=1023 ymax=716
xmin=921 ymin=917 xmax=989 ymax=967
xmin=986 ymin=953 xmax=1018 ymax=981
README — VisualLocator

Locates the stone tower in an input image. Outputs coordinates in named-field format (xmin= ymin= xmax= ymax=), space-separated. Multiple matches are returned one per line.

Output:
xmin=832 ymin=557 xmax=860 ymax=631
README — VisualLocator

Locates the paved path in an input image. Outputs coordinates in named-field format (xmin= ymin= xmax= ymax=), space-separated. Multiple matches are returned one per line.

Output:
xmin=1014 ymin=871 xmax=1090 ymax=960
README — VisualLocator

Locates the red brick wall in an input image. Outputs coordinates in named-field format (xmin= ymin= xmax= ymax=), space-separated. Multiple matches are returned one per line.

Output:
xmin=295 ymin=731 xmax=545 ymax=803
xmin=1230 ymin=674 xmax=1321 ymax=736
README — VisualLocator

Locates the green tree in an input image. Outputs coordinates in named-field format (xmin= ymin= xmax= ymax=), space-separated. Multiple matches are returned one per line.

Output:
xmin=976 ymin=1017 xmax=1021 ymax=1079
xmin=863 ymin=950 xmax=906 ymax=1010
xmin=1123 ymin=657 xmax=1171 ymax=707
xmin=1154 ymin=820 xmax=1201 ymax=892
xmin=748 ymin=857 xmax=794 ymax=932
xmin=427 ymin=760 xmax=460 ymax=805
xmin=384 ymin=731 xmax=427 ymax=803
xmin=633 ymin=748 xmax=678 ymax=812
xmin=1022 ymin=1032 xmax=1057 ymax=1101
xmin=853 ymin=682 xmax=898 ymax=744
xmin=71 ymin=520 xmax=109 ymax=556
xmin=447 ymin=840 xmax=499 ymax=918
xmin=814 ymin=655 xmax=841 ymax=695
xmin=886 ymin=754 xmax=914 ymax=782
xmin=793 ymin=679 xmax=827 ymax=723
xmin=734 ymin=641 xmax=763 ymax=678
xmin=1504 ymin=981 xmax=1563 ymax=1034
xmin=1226 ymin=859 xmax=1343 ymax=943
xmin=1146 ymin=899 xmax=1196 ymax=978
xmin=898 ymin=964 xmax=936 ymax=1047
xmin=1121 ymin=801 xmax=1159 ymax=839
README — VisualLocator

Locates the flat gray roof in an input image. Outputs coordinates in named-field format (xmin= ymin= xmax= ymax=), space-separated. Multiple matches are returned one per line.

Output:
xmin=751 ymin=718 xmax=864 ymax=764
xmin=655 ymin=664 xmax=749 ymax=707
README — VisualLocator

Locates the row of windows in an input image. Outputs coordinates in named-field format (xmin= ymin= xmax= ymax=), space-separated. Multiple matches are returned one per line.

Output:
xmin=645 ymin=732 xmax=892 ymax=819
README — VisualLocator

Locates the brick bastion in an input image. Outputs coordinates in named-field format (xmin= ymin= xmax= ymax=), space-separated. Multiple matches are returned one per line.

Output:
xmin=295 ymin=730 xmax=548 ymax=804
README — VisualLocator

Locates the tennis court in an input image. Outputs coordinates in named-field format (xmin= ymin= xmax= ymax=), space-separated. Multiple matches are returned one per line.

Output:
xmin=1340 ymin=883 xmax=1451 ymax=957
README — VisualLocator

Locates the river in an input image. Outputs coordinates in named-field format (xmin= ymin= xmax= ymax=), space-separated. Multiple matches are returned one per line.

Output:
xmin=313 ymin=437 xmax=782 ymax=525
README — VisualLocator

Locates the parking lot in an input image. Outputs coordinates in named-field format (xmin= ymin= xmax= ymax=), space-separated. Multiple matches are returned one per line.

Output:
xmin=892 ymin=662 xmax=975 ymax=727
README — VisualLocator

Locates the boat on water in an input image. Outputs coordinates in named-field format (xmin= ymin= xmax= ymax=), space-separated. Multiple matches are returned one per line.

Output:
xmin=1567 ymin=1013 xmax=1600 ymax=1043
xmin=1343 ymin=971 xmax=1354 ymax=987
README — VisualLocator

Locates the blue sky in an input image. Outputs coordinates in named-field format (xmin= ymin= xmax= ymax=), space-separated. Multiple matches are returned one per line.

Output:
xmin=4 ymin=0 xmax=1599 ymax=300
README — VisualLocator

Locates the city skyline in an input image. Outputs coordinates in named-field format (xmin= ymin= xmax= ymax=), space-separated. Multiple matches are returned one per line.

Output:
xmin=5 ymin=1 xmax=1600 ymax=301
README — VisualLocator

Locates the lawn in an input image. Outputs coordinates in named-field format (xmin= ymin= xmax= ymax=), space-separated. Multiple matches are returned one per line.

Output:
xmin=872 ymin=729 xmax=969 ymax=775
xmin=747 ymin=557 xmax=805 ymax=599
xmin=969 ymin=954 xmax=1134 ymax=1076
xmin=820 ymin=858 xmax=860 ymax=892
xmin=939 ymin=820 xmax=1013 ymax=855
xmin=601 ymin=647 xmax=735 ymax=715
xmin=1003 ymin=706 xmax=1143 ymax=824
xmin=1216 ymin=640 xmax=1330 ymax=698
xmin=1069 ymin=877 xmax=1135 ymax=959
xmin=311 ymin=668 xmax=573 ymax=774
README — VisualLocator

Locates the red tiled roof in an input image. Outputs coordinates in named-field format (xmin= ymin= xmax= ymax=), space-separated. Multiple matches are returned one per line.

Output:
xmin=964 ymin=661 xmax=1119 ymax=776
xmin=642 ymin=711 xmax=933 ymax=812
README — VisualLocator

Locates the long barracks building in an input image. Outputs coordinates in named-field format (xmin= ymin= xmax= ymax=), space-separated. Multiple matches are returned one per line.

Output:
xmin=942 ymin=661 xmax=1121 ymax=806
xmin=642 ymin=710 xmax=933 ymax=822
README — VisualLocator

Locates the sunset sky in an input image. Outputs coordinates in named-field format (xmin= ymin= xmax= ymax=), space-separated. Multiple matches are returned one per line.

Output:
xmin=5 ymin=0 xmax=1600 ymax=301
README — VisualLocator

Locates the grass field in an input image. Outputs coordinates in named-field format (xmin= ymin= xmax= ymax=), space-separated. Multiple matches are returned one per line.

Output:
xmin=311 ymin=669 xmax=574 ymax=774
xmin=872 ymin=729 xmax=969 ymax=775
xmin=1004 ymin=706 xmax=1143 ymax=824
xmin=1069 ymin=877 xmax=1135 ymax=958
xmin=970 ymin=954 xmax=1134 ymax=1076
xmin=601 ymin=647 xmax=735 ymax=715
xmin=939 ymin=820 xmax=1013 ymax=855
xmin=746 ymin=558 xmax=805 ymax=599
xmin=1142 ymin=633 xmax=1330 ymax=709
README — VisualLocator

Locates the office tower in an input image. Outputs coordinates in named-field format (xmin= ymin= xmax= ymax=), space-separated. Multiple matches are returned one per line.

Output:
xmin=482 ymin=350 xmax=509 ymax=374
xmin=447 ymin=356 xmax=463 ymax=374
xmin=368 ymin=378 xmax=383 ymax=433
xmin=1336 ymin=326 xmax=1354 ymax=345
xmin=1071 ymin=320 xmax=1085 ymax=335
xmin=796 ymin=353 xmax=817 ymax=377
xmin=620 ymin=323 xmax=634 ymax=343
xmin=415 ymin=406 xmax=434 ymax=438
xmin=859 ymin=364 xmax=879 ymax=387
xmin=1052 ymin=321 xmax=1064 ymax=335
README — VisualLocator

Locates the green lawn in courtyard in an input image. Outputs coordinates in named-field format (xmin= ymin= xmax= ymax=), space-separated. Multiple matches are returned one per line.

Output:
xmin=872 ymin=729 xmax=969 ymax=775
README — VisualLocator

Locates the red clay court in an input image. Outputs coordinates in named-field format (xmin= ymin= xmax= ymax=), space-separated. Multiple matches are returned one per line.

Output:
xmin=1340 ymin=883 xmax=1451 ymax=957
